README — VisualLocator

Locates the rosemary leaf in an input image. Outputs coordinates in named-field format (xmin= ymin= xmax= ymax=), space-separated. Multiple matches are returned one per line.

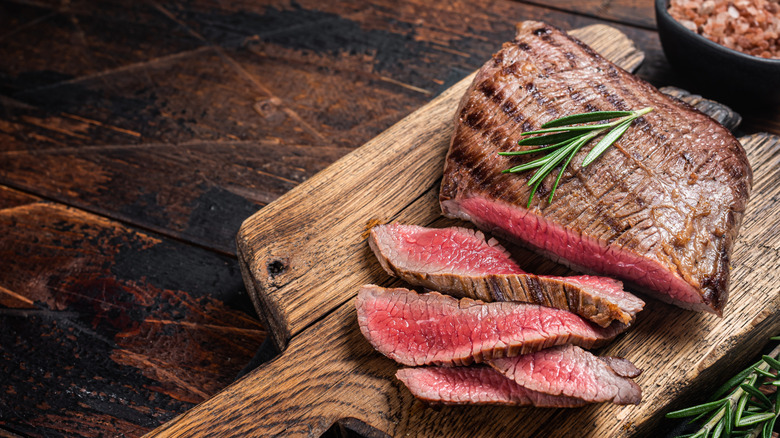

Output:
xmin=724 ymin=399 xmax=732 ymax=437
xmin=501 ymin=138 xmax=574 ymax=156
xmin=762 ymin=417 xmax=774 ymax=438
xmin=736 ymin=392 xmax=749 ymax=424
xmin=712 ymin=418 xmax=724 ymax=438
xmin=581 ymin=117 xmax=633 ymax=167
xmin=519 ymin=122 xmax=615 ymax=136
xmin=740 ymin=383 xmax=773 ymax=409
xmin=526 ymin=177 xmax=544 ymax=208
xmin=753 ymin=367 xmax=776 ymax=378
xmin=516 ymin=130 xmax=583 ymax=146
xmin=735 ymin=412 xmax=775 ymax=427
xmin=712 ymin=360 xmax=761 ymax=400
xmin=667 ymin=399 xmax=727 ymax=418
xmin=540 ymin=110 xmax=634 ymax=128
xmin=548 ymin=141 xmax=580 ymax=203
xmin=762 ymin=355 xmax=780 ymax=371
xmin=504 ymin=154 xmax=551 ymax=173
xmin=525 ymin=136 xmax=585 ymax=187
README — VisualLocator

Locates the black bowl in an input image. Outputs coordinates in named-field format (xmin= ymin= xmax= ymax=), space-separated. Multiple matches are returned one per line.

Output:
xmin=655 ymin=0 xmax=780 ymax=106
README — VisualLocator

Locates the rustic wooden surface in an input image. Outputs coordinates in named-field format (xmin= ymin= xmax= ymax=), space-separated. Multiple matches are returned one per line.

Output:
xmin=155 ymin=23 xmax=780 ymax=436
xmin=2 ymin=0 xmax=779 ymax=437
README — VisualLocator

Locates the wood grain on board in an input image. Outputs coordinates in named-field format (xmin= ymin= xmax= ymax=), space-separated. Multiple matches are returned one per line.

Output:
xmin=140 ymin=24 xmax=780 ymax=437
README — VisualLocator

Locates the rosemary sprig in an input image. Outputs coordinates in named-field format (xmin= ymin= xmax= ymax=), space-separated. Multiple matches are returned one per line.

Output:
xmin=665 ymin=335 xmax=780 ymax=438
xmin=500 ymin=107 xmax=653 ymax=207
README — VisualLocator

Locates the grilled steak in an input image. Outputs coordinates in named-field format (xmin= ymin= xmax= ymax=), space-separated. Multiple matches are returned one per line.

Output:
xmin=355 ymin=284 xmax=625 ymax=366
xmin=490 ymin=344 xmax=642 ymax=405
xmin=440 ymin=21 xmax=752 ymax=315
xmin=369 ymin=223 xmax=644 ymax=326
xmin=395 ymin=366 xmax=588 ymax=408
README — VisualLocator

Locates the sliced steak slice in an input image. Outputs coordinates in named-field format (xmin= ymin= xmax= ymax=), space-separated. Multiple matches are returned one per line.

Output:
xmin=355 ymin=284 xmax=626 ymax=366
xmin=439 ymin=21 xmax=752 ymax=315
xmin=490 ymin=344 xmax=642 ymax=405
xmin=368 ymin=223 xmax=644 ymax=326
xmin=395 ymin=366 xmax=587 ymax=408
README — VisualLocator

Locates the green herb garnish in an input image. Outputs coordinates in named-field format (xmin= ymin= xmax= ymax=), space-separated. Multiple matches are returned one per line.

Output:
xmin=500 ymin=107 xmax=653 ymax=207
xmin=665 ymin=335 xmax=780 ymax=438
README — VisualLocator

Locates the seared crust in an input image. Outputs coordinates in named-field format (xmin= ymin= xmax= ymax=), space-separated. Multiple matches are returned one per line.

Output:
xmin=440 ymin=21 xmax=752 ymax=314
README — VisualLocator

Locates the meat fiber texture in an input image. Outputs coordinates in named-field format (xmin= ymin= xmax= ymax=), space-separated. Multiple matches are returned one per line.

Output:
xmin=396 ymin=344 xmax=641 ymax=406
xmin=439 ymin=20 xmax=752 ymax=315
xmin=490 ymin=344 xmax=642 ymax=405
xmin=355 ymin=284 xmax=626 ymax=367
xmin=395 ymin=366 xmax=588 ymax=408
xmin=369 ymin=223 xmax=644 ymax=326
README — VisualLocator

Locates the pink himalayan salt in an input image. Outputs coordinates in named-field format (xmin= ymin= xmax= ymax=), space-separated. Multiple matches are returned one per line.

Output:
xmin=669 ymin=0 xmax=780 ymax=58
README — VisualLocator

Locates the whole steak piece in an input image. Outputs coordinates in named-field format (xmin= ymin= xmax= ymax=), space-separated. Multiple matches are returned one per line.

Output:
xmin=355 ymin=285 xmax=626 ymax=367
xmin=368 ymin=223 xmax=644 ymax=327
xmin=440 ymin=21 xmax=752 ymax=315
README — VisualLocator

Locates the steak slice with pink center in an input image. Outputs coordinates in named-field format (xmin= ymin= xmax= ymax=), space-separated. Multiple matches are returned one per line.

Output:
xmin=355 ymin=284 xmax=626 ymax=366
xmin=490 ymin=344 xmax=642 ymax=405
xmin=439 ymin=21 xmax=752 ymax=315
xmin=368 ymin=223 xmax=644 ymax=326
xmin=395 ymin=366 xmax=588 ymax=407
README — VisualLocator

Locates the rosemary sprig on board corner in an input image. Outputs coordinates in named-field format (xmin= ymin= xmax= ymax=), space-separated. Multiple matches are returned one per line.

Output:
xmin=500 ymin=107 xmax=653 ymax=207
xmin=665 ymin=335 xmax=780 ymax=438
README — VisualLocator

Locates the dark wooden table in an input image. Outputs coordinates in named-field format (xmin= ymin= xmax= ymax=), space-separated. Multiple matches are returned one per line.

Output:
xmin=1 ymin=1 xmax=778 ymax=437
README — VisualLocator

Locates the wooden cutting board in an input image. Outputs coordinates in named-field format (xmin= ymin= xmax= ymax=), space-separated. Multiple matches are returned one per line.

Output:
xmin=147 ymin=25 xmax=780 ymax=437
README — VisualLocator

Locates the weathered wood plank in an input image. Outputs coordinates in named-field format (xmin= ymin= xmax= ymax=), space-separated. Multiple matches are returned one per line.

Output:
xmin=514 ymin=0 xmax=656 ymax=29
xmin=236 ymin=24 xmax=645 ymax=349
xmin=0 ymin=0 xmax=202 ymax=94
xmin=0 ymin=186 xmax=265 ymax=437
xmin=156 ymin=129 xmax=780 ymax=436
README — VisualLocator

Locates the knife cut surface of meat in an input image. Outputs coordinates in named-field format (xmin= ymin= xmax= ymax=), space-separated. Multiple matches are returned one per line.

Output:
xmin=355 ymin=284 xmax=626 ymax=366
xmin=395 ymin=366 xmax=589 ymax=408
xmin=440 ymin=21 xmax=752 ymax=315
xmin=396 ymin=344 xmax=641 ymax=406
xmin=369 ymin=223 xmax=644 ymax=326
xmin=490 ymin=344 xmax=642 ymax=405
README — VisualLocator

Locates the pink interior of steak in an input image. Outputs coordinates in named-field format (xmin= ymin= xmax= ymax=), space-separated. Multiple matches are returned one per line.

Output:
xmin=445 ymin=196 xmax=710 ymax=312
xmin=395 ymin=366 xmax=587 ymax=407
xmin=490 ymin=344 xmax=642 ymax=405
xmin=370 ymin=223 xmax=523 ymax=276
xmin=370 ymin=223 xmax=644 ymax=317
xmin=355 ymin=285 xmax=624 ymax=367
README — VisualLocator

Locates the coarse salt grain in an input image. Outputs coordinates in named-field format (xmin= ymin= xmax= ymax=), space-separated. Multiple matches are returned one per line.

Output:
xmin=669 ymin=0 xmax=780 ymax=58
